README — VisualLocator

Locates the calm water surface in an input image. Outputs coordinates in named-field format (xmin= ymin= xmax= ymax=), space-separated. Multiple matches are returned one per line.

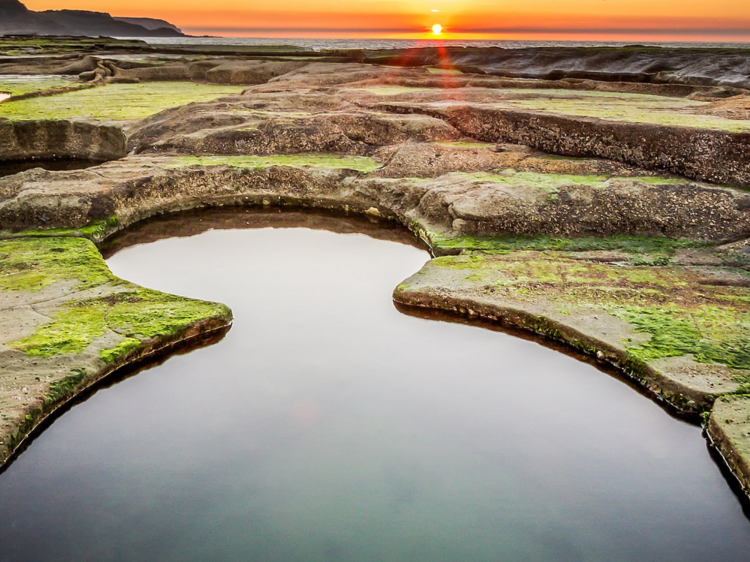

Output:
xmin=1 ymin=209 xmax=749 ymax=562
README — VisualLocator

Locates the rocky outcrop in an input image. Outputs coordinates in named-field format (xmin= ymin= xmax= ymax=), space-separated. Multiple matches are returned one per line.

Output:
xmin=0 ymin=120 xmax=126 ymax=162
xmin=359 ymin=46 xmax=750 ymax=90
xmin=376 ymin=102 xmax=750 ymax=188
xmin=393 ymin=253 xmax=750 ymax=413
xmin=708 ymin=396 xmax=750 ymax=495
xmin=1 ymin=151 xmax=749 ymax=243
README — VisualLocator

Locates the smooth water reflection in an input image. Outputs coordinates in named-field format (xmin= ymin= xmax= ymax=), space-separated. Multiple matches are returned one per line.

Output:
xmin=1 ymin=209 xmax=749 ymax=562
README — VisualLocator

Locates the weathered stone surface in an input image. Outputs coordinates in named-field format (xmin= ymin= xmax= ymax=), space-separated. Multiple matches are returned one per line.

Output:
xmin=2 ymin=152 xmax=749 ymax=244
xmin=204 ymin=60 xmax=308 ymax=85
xmin=708 ymin=396 xmax=750 ymax=495
xmin=0 ymin=120 xmax=126 ymax=162
xmin=373 ymin=102 xmax=750 ymax=188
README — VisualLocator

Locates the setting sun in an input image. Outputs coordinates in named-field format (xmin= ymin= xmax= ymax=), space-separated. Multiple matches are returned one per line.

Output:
xmin=431 ymin=23 xmax=442 ymax=35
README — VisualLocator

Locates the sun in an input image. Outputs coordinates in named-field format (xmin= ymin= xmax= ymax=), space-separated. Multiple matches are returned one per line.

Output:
xmin=432 ymin=23 xmax=443 ymax=35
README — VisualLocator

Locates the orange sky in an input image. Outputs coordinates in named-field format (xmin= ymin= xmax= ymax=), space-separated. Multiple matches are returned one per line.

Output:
xmin=24 ymin=1 xmax=750 ymax=41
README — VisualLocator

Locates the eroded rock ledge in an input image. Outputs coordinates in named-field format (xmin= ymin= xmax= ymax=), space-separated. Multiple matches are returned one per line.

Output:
xmin=0 ymin=120 xmax=126 ymax=163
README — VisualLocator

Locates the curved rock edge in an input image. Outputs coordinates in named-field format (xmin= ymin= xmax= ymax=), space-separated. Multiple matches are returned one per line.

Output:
xmin=0 ymin=235 xmax=233 ymax=468
xmin=708 ymin=396 xmax=750 ymax=499
xmin=2 ymin=199 xmax=749 ymax=502
xmin=391 ymin=291 xmax=709 ymax=413
xmin=0 ymin=315 xmax=231 ymax=468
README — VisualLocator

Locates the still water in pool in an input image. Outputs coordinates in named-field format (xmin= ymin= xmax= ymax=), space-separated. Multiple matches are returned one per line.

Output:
xmin=1 ymin=209 xmax=748 ymax=562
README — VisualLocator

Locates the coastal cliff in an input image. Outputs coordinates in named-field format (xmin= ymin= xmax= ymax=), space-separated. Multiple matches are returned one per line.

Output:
xmin=0 ymin=0 xmax=185 ymax=37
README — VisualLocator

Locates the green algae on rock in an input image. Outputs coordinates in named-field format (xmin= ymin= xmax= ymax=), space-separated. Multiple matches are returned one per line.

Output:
xmin=426 ymin=232 xmax=714 ymax=257
xmin=708 ymin=395 xmax=750 ymax=495
xmin=0 ymin=82 xmax=243 ymax=122
xmin=13 ymin=288 xmax=230 ymax=363
xmin=493 ymin=89 xmax=750 ymax=133
xmin=0 ymin=236 xmax=114 ymax=292
xmin=165 ymin=154 xmax=381 ymax=173
xmin=0 ymin=217 xmax=120 ymax=243
xmin=0 ymin=75 xmax=77 ymax=97
xmin=0 ymin=236 xmax=232 ymax=465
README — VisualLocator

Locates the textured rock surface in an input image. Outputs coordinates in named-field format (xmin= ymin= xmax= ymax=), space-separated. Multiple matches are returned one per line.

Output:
xmin=0 ymin=120 xmax=126 ymax=162
xmin=356 ymin=46 xmax=750 ymax=90
xmin=1 ymin=152 xmax=748 ymax=244
xmin=708 ymin=396 xmax=750 ymax=495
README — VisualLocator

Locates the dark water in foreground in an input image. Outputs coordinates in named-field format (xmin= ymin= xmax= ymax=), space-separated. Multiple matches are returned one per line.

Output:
xmin=1 ymin=209 xmax=749 ymax=562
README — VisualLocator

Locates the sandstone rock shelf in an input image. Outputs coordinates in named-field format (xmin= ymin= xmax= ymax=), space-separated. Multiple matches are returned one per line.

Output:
xmin=1 ymin=37 xmax=750 ymax=501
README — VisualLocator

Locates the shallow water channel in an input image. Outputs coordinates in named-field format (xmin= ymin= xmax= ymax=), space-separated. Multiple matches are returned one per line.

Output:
xmin=1 ymin=209 xmax=750 ymax=561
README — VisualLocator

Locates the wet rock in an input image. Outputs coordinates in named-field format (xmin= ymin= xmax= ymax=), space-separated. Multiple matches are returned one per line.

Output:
xmin=708 ymin=396 xmax=750 ymax=495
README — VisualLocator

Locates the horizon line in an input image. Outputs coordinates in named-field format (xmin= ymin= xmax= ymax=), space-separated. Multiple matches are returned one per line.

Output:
xmin=183 ymin=26 xmax=750 ymax=37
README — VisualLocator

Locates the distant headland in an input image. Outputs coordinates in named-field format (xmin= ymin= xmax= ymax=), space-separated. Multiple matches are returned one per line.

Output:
xmin=0 ymin=0 xmax=185 ymax=37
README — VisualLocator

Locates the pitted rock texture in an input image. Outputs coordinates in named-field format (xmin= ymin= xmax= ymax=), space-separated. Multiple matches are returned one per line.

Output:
xmin=0 ymin=120 xmax=126 ymax=162
xmin=708 ymin=396 xmax=750 ymax=495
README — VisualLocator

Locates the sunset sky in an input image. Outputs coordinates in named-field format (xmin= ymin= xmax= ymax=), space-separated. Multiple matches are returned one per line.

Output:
xmin=24 ymin=1 xmax=750 ymax=41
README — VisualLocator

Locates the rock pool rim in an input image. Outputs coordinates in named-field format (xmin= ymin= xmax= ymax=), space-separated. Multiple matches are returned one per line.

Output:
xmin=5 ymin=205 xmax=750 ymax=522
xmin=0 ymin=326 xmax=230 ymax=480
xmin=97 ymin=204 xmax=718 ymax=423
xmin=10 ymin=202 xmax=748 ymax=419
xmin=30 ymin=204 xmax=723 ymax=426
xmin=3 ymin=203 xmax=750 ymax=507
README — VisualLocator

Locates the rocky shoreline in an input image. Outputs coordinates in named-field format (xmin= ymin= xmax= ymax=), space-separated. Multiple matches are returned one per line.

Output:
xmin=1 ymin=36 xmax=750 ymax=501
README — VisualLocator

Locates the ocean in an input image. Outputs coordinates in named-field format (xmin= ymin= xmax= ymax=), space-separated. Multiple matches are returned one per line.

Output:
xmin=135 ymin=36 xmax=750 ymax=51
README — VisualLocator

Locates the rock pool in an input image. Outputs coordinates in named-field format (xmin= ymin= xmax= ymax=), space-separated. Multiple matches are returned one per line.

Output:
xmin=0 ymin=209 xmax=749 ymax=562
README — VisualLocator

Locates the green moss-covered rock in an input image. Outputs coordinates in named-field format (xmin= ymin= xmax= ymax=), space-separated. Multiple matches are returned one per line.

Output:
xmin=394 ymin=250 xmax=750 ymax=412
xmin=0 ymin=75 xmax=77 ymax=97
xmin=707 ymin=395 xmax=750 ymax=495
xmin=0 ymin=236 xmax=232 ymax=465
xmin=0 ymin=82 xmax=243 ymax=122
xmin=166 ymin=153 xmax=380 ymax=173
xmin=426 ymin=232 xmax=713 ymax=258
